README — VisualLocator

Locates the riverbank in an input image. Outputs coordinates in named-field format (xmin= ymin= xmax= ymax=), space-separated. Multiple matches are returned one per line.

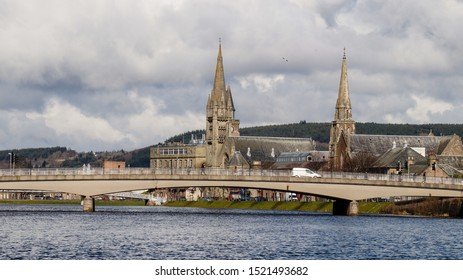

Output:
xmin=3 ymin=198 xmax=462 ymax=217
xmin=162 ymin=200 xmax=394 ymax=214
xmin=0 ymin=199 xmax=392 ymax=214
xmin=0 ymin=199 xmax=146 ymax=206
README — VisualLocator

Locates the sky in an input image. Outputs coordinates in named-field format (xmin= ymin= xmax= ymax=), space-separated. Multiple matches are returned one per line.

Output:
xmin=1 ymin=0 xmax=463 ymax=152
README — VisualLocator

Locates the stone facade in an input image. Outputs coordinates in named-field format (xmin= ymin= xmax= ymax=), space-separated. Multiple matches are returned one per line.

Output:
xmin=150 ymin=143 xmax=206 ymax=171
xmin=205 ymin=43 xmax=240 ymax=168
xmin=329 ymin=50 xmax=355 ymax=171
xmin=103 ymin=161 xmax=126 ymax=169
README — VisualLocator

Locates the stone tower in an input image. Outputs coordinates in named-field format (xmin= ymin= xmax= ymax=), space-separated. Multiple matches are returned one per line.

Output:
xmin=329 ymin=49 xmax=356 ymax=170
xmin=206 ymin=43 xmax=240 ymax=168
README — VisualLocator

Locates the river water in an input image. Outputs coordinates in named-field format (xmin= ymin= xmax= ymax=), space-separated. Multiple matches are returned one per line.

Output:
xmin=1 ymin=204 xmax=462 ymax=260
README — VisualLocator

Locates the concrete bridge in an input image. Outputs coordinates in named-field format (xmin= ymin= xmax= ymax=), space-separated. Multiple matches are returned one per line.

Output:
xmin=1 ymin=168 xmax=463 ymax=215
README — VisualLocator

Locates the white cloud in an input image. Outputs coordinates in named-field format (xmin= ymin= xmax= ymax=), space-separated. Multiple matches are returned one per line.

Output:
xmin=0 ymin=0 xmax=463 ymax=151
xmin=406 ymin=95 xmax=454 ymax=123
xmin=121 ymin=89 xmax=204 ymax=146
xmin=237 ymin=74 xmax=285 ymax=94
xmin=27 ymin=98 xmax=134 ymax=147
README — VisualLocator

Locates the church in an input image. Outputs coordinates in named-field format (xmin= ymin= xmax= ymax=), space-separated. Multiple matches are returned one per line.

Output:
xmin=150 ymin=43 xmax=316 ymax=174
xmin=328 ymin=50 xmax=463 ymax=177
xmin=150 ymin=41 xmax=463 ymax=197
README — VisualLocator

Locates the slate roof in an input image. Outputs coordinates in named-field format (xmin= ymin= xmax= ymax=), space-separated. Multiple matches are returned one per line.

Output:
xmin=437 ymin=156 xmax=463 ymax=169
xmin=272 ymin=150 xmax=330 ymax=170
xmin=372 ymin=147 xmax=428 ymax=175
xmin=228 ymin=151 xmax=249 ymax=167
xmin=350 ymin=134 xmax=452 ymax=156
xmin=276 ymin=151 xmax=329 ymax=163
xmin=438 ymin=164 xmax=462 ymax=177
xmin=229 ymin=136 xmax=316 ymax=163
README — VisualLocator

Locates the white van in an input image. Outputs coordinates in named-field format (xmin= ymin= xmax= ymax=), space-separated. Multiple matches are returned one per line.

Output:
xmin=286 ymin=192 xmax=299 ymax=201
xmin=291 ymin=168 xmax=321 ymax=178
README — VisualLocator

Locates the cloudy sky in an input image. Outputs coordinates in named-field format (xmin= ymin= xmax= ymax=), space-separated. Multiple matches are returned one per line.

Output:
xmin=1 ymin=0 xmax=462 ymax=152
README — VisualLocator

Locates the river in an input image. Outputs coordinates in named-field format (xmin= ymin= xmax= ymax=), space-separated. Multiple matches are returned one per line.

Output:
xmin=0 ymin=204 xmax=462 ymax=260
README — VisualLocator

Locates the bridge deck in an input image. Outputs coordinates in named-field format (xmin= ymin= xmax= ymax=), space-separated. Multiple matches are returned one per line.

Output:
xmin=1 ymin=168 xmax=463 ymax=201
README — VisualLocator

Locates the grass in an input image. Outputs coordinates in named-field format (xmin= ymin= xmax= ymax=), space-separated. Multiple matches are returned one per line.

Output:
xmin=0 ymin=199 xmax=392 ymax=214
xmin=162 ymin=200 xmax=390 ymax=214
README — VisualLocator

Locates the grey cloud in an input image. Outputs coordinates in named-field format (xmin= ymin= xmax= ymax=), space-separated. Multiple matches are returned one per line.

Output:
xmin=0 ymin=0 xmax=462 ymax=151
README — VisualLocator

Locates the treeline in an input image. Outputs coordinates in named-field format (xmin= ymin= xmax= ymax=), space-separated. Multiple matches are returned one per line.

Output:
xmin=240 ymin=122 xmax=463 ymax=143
xmin=0 ymin=147 xmax=69 ymax=161
xmin=165 ymin=129 xmax=207 ymax=144
xmin=0 ymin=146 xmax=151 ymax=169
xmin=164 ymin=122 xmax=463 ymax=146
xmin=2 ymin=122 xmax=463 ymax=169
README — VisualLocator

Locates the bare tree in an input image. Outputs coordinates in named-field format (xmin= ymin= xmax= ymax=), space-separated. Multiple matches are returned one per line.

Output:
xmin=342 ymin=151 xmax=378 ymax=172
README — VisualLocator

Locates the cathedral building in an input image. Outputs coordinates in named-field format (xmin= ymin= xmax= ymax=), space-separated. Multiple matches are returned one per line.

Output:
xmin=328 ymin=50 xmax=463 ymax=176
xmin=150 ymin=42 xmax=316 ymax=174
xmin=205 ymin=43 xmax=316 ymax=170
xmin=205 ymin=42 xmax=241 ymax=168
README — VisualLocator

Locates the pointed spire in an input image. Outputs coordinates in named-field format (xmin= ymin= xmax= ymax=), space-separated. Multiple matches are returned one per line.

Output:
xmin=226 ymin=84 xmax=235 ymax=111
xmin=336 ymin=48 xmax=351 ymax=109
xmin=211 ymin=41 xmax=226 ymax=102
xmin=334 ymin=48 xmax=353 ymax=121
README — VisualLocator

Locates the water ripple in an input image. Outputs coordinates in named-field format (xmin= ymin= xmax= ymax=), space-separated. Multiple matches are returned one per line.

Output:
xmin=1 ymin=205 xmax=463 ymax=260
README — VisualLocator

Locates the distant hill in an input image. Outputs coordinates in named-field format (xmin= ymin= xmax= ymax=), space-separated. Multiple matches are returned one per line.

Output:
xmin=241 ymin=122 xmax=463 ymax=142
xmin=165 ymin=122 xmax=463 ymax=147
xmin=0 ymin=146 xmax=151 ymax=169
xmin=2 ymin=122 xmax=462 ymax=169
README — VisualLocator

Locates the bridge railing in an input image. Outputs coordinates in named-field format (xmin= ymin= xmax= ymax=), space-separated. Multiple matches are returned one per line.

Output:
xmin=1 ymin=167 xmax=462 ymax=186
xmin=0 ymin=167 xmax=155 ymax=177
xmin=319 ymin=171 xmax=463 ymax=185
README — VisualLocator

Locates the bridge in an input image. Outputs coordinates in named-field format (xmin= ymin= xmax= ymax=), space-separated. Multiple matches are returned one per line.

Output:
xmin=1 ymin=167 xmax=463 ymax=215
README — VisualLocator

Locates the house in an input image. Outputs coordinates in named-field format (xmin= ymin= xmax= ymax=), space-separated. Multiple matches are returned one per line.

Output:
xmin=272 ymin=150 xmax=329 ymax=170
xmin=371 ymin=144 xmax=428 ymax=175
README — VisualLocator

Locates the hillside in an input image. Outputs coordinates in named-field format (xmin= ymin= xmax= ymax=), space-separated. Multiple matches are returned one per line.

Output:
xmin=0 ymin=146 xmax=151 ymax=169
xmin=166 ymin=122 xmax=463 ymax=147
xmin=2 ymin=122 xmax=463 ymax=169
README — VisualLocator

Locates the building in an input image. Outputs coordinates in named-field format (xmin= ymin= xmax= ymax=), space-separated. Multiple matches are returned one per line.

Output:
xmin=371 ymin=143 xmax=429 ymax=175
xmin=205 ymin=42 xmax=241 ymax=168
xmin=149 ymin=42 xmax=317 ymax=201
xmin=150 ymin=138 xmax=207 ymax=171
xmin=329 ymin=49 xmax=356 ymax=171
xmin=151 ymin=43 xmax=316 ymax=173
xmin=272 ymin=150 xmax=329 ymax=170
xmin=103 ymin=161 xmax=126 ymax=169
xmin=328 ymin=50 xmax=463 ymax=177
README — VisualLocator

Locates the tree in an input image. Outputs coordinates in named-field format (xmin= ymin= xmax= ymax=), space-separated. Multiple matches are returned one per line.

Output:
xmin=342 ymin=151 xmax=378 ymax=173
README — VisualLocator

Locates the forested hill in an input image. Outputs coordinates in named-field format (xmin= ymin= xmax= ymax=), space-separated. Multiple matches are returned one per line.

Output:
xmin=168 ymin=122 xmax=463 ymax=145
xmin=243 ymin=122 xmax=463 ymax=142
xmin=2 ymin=123 xmax=463 ymax=168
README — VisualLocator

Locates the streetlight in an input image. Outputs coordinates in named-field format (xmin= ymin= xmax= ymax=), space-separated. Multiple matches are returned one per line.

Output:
xmin=8 ymin=153 xmax=12 ymax=174
xmin=247 ymin=147 xmax=251 ymax=175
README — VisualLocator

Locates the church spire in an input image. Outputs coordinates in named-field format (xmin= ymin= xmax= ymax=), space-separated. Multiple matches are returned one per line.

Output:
xmin=335 ymin=48 xmax=352 ymax=118
xmin=329 ymin=48 xmax=356 ymax=171
xmin=205 ymin=40 xmax=240 ymax=168
xmin=211 ymin=41 xmax=226 ymax=102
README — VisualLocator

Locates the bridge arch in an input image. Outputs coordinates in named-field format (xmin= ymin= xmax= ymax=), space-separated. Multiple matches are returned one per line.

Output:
xmin=1 ymin=168 xmax=463 ymax=214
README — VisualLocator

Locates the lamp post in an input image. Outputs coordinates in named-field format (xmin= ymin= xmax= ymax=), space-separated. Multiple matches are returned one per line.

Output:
xmin=8 ymin=153 xmax=12 ymax=174
xmin=247 ymin=147 xmax=251 ymax=175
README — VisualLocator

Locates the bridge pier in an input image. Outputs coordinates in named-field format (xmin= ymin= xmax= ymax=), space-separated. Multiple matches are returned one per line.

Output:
xmin=333 ymin=199 xmax=359 ymax=216
xmin=82 ymin=196 xmax=95 ymax=212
